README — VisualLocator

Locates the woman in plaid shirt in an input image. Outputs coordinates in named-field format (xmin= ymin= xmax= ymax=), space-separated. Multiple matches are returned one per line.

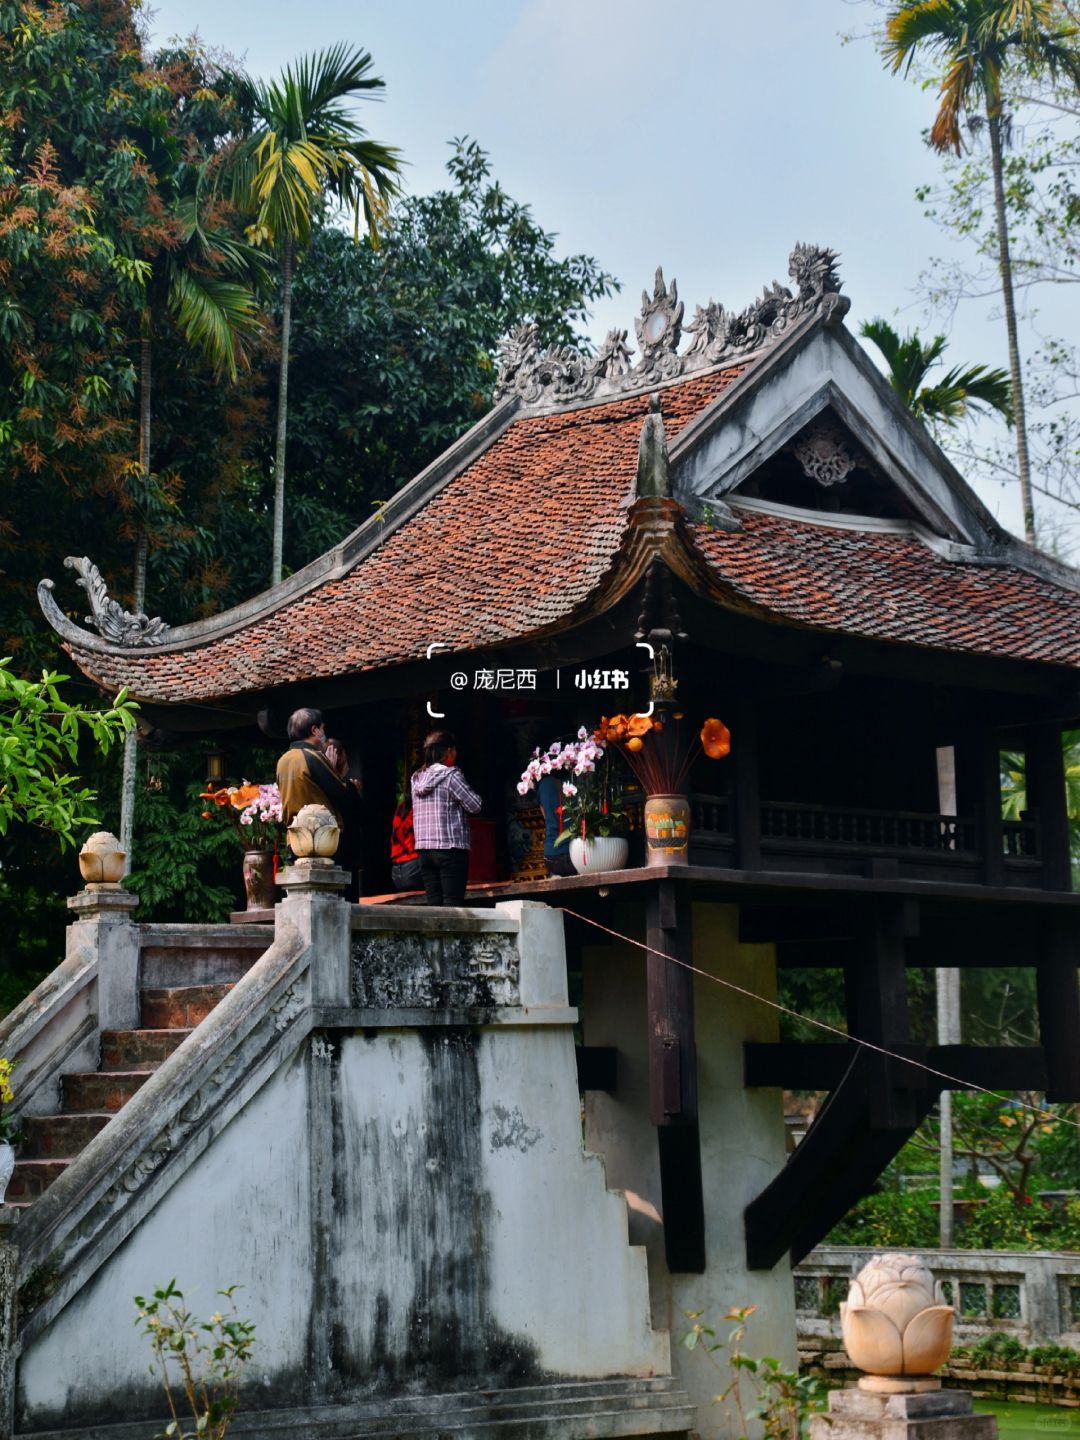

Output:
xmin=410 ymin=730 xmax=482 ymax=905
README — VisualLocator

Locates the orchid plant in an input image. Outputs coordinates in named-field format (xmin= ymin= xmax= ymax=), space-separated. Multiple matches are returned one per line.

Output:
xmin=517 ymin=729 xmax=626 ymax=842
xmin=199 ymin=782 xmax=285 ymax=853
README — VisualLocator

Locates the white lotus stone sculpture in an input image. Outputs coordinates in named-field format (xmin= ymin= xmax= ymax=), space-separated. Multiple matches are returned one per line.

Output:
xmin=78 ymin=831 xmax=126 ymax=885
xmin=840 ymin=1254 xmax=954 ymax=1387
xmin=287 ymin=804 xmax=340 ymax=859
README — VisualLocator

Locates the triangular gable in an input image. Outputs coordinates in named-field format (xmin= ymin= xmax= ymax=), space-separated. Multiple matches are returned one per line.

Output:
xmin=669 ymin=321 xmax=1003 ymax=553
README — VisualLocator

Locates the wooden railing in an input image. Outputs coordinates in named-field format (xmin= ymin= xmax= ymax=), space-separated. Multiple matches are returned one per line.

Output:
xmin=760 ymin=801 xmax=977 ymax=857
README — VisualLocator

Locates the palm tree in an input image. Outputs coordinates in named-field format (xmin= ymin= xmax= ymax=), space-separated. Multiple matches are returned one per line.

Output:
xmin=119 ymin=169 xmax=268 ymax=871
xmin=228 ymin=45 xmax=402 ymax=587
xmin=860 ymin=317 xmax=1013 ymax=427
xmin=883 ymin=0 xmax=1080 ymax=544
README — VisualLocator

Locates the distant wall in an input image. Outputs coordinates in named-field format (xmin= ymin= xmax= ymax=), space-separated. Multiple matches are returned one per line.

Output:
xmin=796 ymin=1245 xmax=1080 ymax=1350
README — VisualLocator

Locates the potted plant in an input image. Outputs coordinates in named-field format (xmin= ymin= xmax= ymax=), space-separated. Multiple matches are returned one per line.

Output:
xmin=199 ymin=782 xmax=285 ymax=910
xmin=0 ymin=1057 xmax=18 ymax=1203
xmin=595 ymin=709 xmax=730 ymax=867
xmin=517 ymin=730 xmax=629 ymax=874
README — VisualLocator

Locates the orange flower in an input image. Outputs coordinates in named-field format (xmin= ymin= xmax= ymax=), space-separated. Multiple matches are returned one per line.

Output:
xmin=198 ymin=786 xmax=233 ymax=807
xmin=626 ymin=713 xmax=653 ymax=738
xmin=229 ymin=783 xmax=261 ymax=811
xmin=626 ymin=736 xmax=644 ymax=752
xmin=701 ymin=717 xmax=731 ymax=759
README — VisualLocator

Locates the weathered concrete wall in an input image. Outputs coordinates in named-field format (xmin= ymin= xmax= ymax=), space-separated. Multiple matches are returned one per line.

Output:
xmin=14 ymin=899 xmax=674 ymax=1436
xmin=584 ymin=900 xmax=795 ymax=1440
xmin=16 ymin=1052 xmax=315 ymax=1429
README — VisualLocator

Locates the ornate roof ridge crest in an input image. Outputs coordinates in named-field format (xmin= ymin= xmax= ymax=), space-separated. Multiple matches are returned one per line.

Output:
xmin=494 ymin=242 xmax=849 ymax=409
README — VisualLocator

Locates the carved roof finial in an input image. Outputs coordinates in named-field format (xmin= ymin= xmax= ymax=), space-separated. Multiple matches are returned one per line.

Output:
xmin=62 ymin=557 xmax=171 ymax=648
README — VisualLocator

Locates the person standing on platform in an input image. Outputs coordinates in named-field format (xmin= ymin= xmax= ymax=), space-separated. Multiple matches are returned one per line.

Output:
xmin=410 ymin=730 xmax=481 ymax=905
xmin=276 ymin=708 xmax=353 ymax=828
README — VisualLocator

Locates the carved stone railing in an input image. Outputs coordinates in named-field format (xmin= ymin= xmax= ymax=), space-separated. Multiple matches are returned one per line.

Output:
xmin=346 ymin=904 xmax=572 ymax=1024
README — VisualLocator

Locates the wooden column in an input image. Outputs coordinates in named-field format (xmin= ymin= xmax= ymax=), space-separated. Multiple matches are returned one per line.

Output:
xmin=1037 ymin=911 xmax=1080 ymax=1102
xmin=1024 ymin=725 xmax=1072 ymax=892
xmin=846 ymin=900 xmax=917 ymax=1130
xmin=730 ymin=695 xmax=761 ymax=872
xmin=956 ymin=728 xmax=1004 ymax=887
xmin=645 ymin=880 xmax=705 ymax=1273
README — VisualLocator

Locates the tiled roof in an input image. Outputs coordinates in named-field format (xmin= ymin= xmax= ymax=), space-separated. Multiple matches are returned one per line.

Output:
xmin=689 ymin=509 xmax=1080 ymax=667
xmin=63 ymin=370 xmax=746 ymax=704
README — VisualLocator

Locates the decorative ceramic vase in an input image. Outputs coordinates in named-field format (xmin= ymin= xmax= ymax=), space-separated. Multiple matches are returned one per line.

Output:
xmin=569 ymin=836 xmax=630 ymax=874
xmin=0 ymin=1142 xmax=15 ymax=1204
xmin=241 ymin=850 xmax=275 ymax=911
xmin=644 ymin=794 xmax=691 ymax=867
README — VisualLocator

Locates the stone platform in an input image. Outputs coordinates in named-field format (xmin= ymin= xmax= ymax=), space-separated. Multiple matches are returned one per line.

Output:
xmin=811 ymin=1387 xmax=997 ymax=1440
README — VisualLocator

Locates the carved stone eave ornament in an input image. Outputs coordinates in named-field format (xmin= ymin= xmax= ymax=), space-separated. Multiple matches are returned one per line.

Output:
xmin=493 ymin=243 xmax=851 ymax=410
xmin=38 ymin=556 xmax=171 ymax=649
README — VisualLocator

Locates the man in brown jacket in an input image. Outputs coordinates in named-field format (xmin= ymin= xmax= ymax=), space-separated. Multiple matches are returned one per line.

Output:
xmin=276 ymin=708 xmax=353 ymax=827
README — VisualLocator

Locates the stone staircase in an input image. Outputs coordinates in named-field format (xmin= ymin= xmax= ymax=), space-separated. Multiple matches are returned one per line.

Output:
xmin=5 ymin=926 xmax=269 ymax=1208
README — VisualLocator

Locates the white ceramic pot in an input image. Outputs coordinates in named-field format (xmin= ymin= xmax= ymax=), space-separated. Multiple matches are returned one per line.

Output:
xmin=0 ymin=1142 xmax=15 ymax=1204
xmin=569 ymin=836 xmax=630 ymax=874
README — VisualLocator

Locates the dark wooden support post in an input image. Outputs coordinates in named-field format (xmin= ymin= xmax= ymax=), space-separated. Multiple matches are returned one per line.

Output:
xmin=645 ymin=880 xmax=705 ymax=1273
xmin=731 ymin=695 xmax=761 ymax=872
xmin=1024 ymin=725 xmax=1071 ymax=892
xmin=1037 ymin=911 xmax=1080 ymax=1102
xmin=846 ymin=901 xmax=917 ymax=1129
xmin=956 ymin=729 xmax=1004 ymax=887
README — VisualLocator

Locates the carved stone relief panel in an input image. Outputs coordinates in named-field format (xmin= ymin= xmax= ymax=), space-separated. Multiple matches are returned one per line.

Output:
xmin=350 ymin=931 xmax=521 ymax=1009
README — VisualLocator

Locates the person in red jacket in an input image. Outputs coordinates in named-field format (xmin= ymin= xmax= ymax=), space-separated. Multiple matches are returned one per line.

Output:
xmin=390 ymin=799 xmax=422 ymax=892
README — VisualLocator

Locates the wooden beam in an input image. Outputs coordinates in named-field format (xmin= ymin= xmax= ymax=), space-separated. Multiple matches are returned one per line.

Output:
xmin=645 ymin=880 xmax=705 ymax=1273
xmin=575 ymin=1045 xmax=617 ymax=1092
xmin=744 ymin=1041 xmax=1048 ymax=1093
xmin=744 ymin=1047 xmax=937 ymax=1268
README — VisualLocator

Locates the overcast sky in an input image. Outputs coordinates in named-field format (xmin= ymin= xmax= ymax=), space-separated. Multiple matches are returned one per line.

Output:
xmin=143 ymin=0 xmax=1059 ymax=541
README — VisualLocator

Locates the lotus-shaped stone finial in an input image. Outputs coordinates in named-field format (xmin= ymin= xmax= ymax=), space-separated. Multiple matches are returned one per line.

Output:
xmin=840 ymin=1254 xmax=954 ymax=1384
xmin=287 ymin=804 xmax=340 ymax=859
xmin=78 ymin=831 xmax=126 ymax=885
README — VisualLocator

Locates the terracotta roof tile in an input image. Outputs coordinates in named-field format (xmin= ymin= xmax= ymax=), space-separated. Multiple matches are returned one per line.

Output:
xmin=65 ymin=371 xmax=745 ymax=704
xmin=690 ymin=509 xmax=1080 ymax=667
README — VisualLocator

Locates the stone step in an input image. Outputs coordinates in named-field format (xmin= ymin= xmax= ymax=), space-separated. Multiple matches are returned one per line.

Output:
xmin=225 ymin=1379 xmax=694 ymax=1440
xmin=61 ymin=1070 xmax=152 ymax=1114
xmin=5 ymin=1158 xmax=69 ymax=1203
xmin=100 ymin=1028 xmax=191 ymax=1071
xmin=139 ymin=924 xmax=270 ymax=988
xmin=30 ymin=1380 xmax=696 ymax=1440
xmin=141 ymin=984 xmax=234 ymax=1029
xmin=20 ymin=1112 xmax=112 ymax=1158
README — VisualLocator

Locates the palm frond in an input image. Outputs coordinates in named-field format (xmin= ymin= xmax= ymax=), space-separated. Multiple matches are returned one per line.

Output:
xmin=931 ymin=361 xmax=1014 ymax=421
xmin=167 ymin=266 xmax=261 ymax=380
xmin=884 ymin=0 xmax=965 ymax=72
